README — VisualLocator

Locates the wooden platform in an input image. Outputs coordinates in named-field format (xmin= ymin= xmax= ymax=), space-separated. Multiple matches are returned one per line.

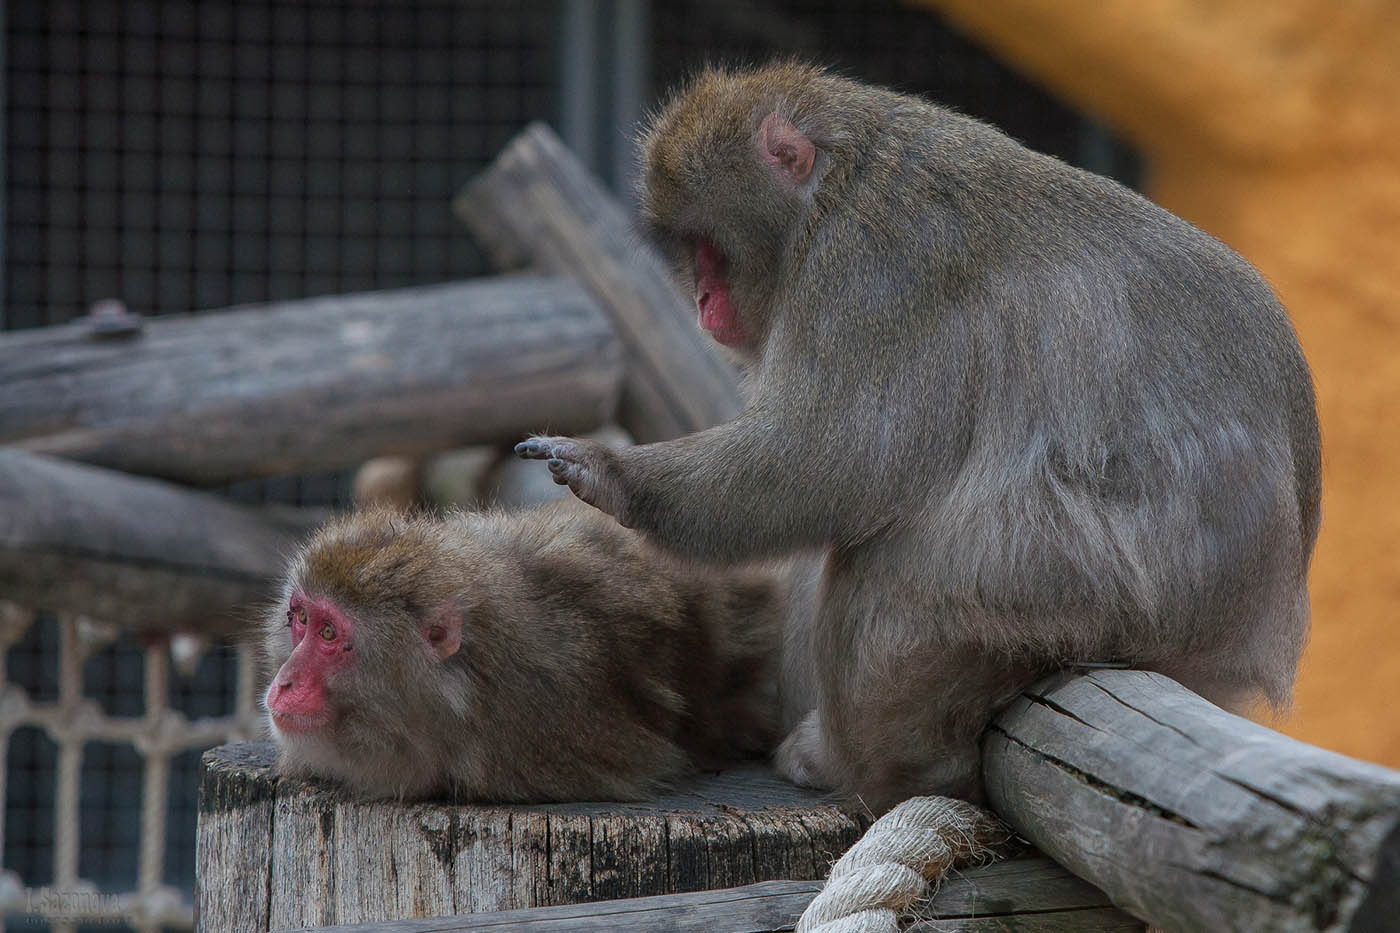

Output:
xmin=197 ymin=743 xmax=865 ymax=930
xmin=195 ymin=743 xmax=1138 ymax=932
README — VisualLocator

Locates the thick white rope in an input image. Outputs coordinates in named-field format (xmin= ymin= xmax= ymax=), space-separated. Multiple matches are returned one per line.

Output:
xmin=796 ymin=796 xmax=1012 ymax=933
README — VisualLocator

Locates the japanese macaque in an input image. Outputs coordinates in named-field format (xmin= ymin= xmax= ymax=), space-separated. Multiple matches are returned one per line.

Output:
xmin=262 ymin=500 xmax=791 ymax=802
xmin=517 ymin=64 xmax=1322 ymax=812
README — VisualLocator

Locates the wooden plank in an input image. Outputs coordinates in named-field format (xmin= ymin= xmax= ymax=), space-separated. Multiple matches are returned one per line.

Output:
xmin=329 ymin=800 xmax=459 ymax=924
xmin=0 ymin=276 xmax=621 ymax=485
xmin=908 ymin=909 xmax=1144 ymax=932
xmin=452 ymin=809 xmax=522 ymax=915
xmin=197 ymin=744 xmax=864 ymax=931
xmin=306 ymin=880 xmax=820 ymax=932
xmin=0 ymin=449 xmax=308 ymax=635
xmin=455 ymin=122 xmax=742 ymax=442
xmin=267 ymin=779 xmax=340 ymax=931
xmin=915 ymin=855 xmax=1125 ymax=917
xmin=984 ymin=669 xmax=1400 ymax=932
xmin=196 ymin=744 xmax=276 ymax=932
xmin=303 ymin=857 xmax=1137 ymax=932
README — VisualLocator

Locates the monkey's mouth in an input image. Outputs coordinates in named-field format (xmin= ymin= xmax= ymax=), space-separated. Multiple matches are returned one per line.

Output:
xmin=269 ymin=709 xmax=330 ymax=734
xmin=694 ymin=239 xmax=748 ymax=346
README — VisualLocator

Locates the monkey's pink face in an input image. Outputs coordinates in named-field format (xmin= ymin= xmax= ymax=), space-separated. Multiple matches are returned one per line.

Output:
xmin=694 ymin=239 xmax=749 ymax=347
xmin=264 ymin=593 xmax=357 ymax=735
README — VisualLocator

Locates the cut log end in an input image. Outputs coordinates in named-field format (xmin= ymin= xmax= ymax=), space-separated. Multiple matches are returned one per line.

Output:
xmin=984 ymin=669 xmax=1400 ymax=933
xmin=196 ymin=742 xmax=865 ymax=930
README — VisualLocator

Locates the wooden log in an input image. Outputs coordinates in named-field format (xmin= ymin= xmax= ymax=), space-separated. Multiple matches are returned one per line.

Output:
xmin=0 ymin=276 xmax=622 ymax=486
xmin=197 ymin=744 xmax=278 ymax=931
xmin=983 ymin=669 xmax=1400 ymax=931
xmin=304 ymin=856 xmax=1141 ymax=931
xmin=454 ymin=122 xmax=742 ymax=442
xmin=196 ymin=742 xmax=865 ymax=931
xmin=0 ymin=449 xmax=308 ymax=635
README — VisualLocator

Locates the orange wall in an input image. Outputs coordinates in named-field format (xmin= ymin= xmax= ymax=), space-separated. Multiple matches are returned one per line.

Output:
xmin=915 ymin=0 xmax=1400 ymax=764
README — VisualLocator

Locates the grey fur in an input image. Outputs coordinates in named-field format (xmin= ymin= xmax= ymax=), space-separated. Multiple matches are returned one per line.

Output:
xmin=521 ymin=65 xmax=1321 ymax=812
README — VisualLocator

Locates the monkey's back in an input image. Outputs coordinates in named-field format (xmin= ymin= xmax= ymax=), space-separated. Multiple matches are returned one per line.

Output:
xmin=792 ymin=81 xmax=1319 ymax=707
xmin=441 ymin=500 xmax=783 ymax=799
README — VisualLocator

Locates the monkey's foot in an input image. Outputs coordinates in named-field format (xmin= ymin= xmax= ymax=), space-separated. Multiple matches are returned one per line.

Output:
xmin=774 ymin=712 xmax=836 ymax=790
xmin=515 ymin=435 xmax=632 ymax=525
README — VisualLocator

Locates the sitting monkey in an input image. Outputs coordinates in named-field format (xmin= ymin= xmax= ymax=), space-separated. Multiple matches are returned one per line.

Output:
xmin=518 ymin=64 xmax=1321 ymax=811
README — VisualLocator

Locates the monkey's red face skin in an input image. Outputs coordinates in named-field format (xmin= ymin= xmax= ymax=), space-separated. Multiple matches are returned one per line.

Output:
xmin=695 ymin=239 xmax=749 ymax=347
xmin=265 ymin=593 xmax=356 ymax=735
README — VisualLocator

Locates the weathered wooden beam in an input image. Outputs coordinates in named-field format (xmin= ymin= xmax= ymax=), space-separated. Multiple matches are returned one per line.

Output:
xmin=196 ymin=743 xmax=863 ymax=931
xmin=0 ymin=276 xmax=622 ymax=486
xmin=305 ymin=857 xmax=1140 ymax=932
xmin=984 ymin=669 xmax=1400 ymax=931
xmin=0 ymin=449 xmax=309 ymax=636
xmin=454 ymin=122 xmax=742 ymax=442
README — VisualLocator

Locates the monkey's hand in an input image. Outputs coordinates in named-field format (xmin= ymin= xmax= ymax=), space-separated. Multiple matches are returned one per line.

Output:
xmin=515 ymin=436 xmax=633 ymax=526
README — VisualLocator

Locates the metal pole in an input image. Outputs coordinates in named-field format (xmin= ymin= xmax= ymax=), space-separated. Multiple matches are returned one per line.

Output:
xmin=608 ymin=0 xmax=648 ymax=202
xmin=1 ymin=0 xmax=9 ymax=329
xmin=558 ymin=0 xmax=601 ymax=176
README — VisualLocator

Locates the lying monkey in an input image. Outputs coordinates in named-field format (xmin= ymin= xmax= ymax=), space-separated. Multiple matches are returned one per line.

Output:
xmin=261 ymin=500 xmax=790 ymax=801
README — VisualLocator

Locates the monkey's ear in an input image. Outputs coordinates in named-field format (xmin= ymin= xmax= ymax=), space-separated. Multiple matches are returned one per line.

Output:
xmin=760 ymin=112 xmax=815 ymax=185
xmin=423 ymin=607 xmax=463 ymax=660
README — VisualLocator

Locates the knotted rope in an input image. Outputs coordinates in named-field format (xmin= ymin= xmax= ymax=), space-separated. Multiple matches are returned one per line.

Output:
xmin=796 ymin=796 xmax=1014 ymax=933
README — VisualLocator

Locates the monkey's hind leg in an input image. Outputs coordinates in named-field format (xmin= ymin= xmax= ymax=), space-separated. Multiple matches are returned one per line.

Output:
xmin=815 ymin=595 xmax=1033 ymax=812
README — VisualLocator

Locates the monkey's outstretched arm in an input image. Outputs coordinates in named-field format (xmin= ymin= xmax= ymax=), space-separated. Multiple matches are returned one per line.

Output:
xmin=517 ymin=408 xmax=874 ymax=561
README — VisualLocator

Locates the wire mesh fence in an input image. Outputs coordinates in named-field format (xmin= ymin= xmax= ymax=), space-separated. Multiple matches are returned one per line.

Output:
xmin=4 ymin=2 xmax=560 ymax=928
xmin=4 ymin=0 xmax=558 ymax=331
xmin=1 ymin=1 xmax=1138 ymax=929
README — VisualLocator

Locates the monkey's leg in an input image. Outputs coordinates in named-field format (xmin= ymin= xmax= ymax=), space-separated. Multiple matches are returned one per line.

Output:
xmin=809 ymin=562 xmax=1037 ymax=812
xmin=821 ymin=672 xmax=995 ymax=810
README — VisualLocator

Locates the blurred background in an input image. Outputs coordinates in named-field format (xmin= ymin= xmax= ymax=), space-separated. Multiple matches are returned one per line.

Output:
xmin=2 ymin=0 xmax=1395 ymax=929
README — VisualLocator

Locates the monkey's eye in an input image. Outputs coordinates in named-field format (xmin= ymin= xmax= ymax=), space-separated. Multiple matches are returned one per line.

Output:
xmin=319 ymin=623 xmax=336 ymax=642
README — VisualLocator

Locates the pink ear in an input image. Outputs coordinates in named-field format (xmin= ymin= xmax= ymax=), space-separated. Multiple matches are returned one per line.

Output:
xmin=423 ymin=607 xmax=463 ymax=659
xmin=760 ymin=112 xmax=815 ymax=184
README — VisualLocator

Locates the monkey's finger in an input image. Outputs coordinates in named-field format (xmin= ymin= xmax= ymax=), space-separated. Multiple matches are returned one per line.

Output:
xmin=515 ymin=437 xmax=556 ymax=460
xmin=547 ymin=459 xmax=572 ymax=485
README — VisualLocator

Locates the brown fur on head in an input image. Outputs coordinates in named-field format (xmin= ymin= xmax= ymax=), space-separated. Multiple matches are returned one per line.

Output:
xmin=262 ymin=500 xmax=786 ymax=802
xmin=637 ymin=63 xmax=883 ymax=356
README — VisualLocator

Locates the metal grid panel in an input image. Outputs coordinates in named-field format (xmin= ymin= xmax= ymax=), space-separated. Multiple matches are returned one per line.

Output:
xmin=4 ymin=0 xmax=558 ymax=330
xmin=2 ymin=606 xmax=262 ymax=930
xmin=1 ymin=2 xmax=1141 ymax=929
xmin=2 ymin=2 xmax=561 ymax=928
